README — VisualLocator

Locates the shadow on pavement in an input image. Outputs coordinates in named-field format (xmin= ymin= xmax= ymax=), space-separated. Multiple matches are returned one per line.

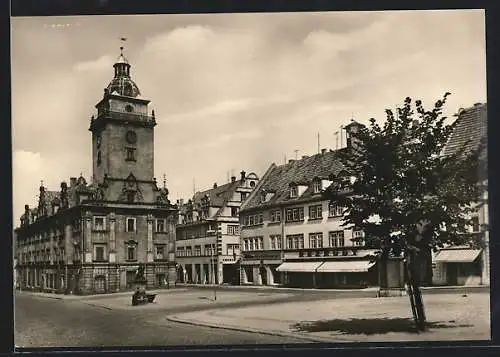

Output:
xmin=290 ymin=318 xmax=473 ymax=335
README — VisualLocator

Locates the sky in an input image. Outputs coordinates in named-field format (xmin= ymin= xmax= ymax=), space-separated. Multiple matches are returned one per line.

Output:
xmin=11 ymin=10 xmax=486 ymax=224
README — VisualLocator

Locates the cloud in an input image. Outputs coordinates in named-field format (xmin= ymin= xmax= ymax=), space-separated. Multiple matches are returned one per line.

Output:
xmin=73 ymin=55 xmax=115 ymax=72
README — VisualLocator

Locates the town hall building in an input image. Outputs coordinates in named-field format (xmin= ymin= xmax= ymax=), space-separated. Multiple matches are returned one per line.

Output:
xmin=14 ymin=46 xmax=178 ymax=295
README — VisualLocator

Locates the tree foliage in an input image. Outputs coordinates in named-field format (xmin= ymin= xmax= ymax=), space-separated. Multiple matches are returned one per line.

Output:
xmin=328 ymin=93 xmax=487 ymax=259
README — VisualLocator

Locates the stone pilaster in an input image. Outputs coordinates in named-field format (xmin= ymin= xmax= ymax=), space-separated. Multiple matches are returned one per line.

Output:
xmin=166 ymin=215 xmax=177 ymax=286
xmin=146 ymin=214 xmax=154 ymax=263
xmin=109 ymin=213 xmax=116 ymax=263
xmin=84 ymin=211 xmax=93 ymax=263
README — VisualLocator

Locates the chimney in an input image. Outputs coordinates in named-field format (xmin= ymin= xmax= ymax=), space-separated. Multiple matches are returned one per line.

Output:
xmin=231 ymin=176 xmax=236 ymax=183
xmin=321 ymin=148 xmax=327 ymax=154
xmin=70 ymin=177 xmax=77 ymax=188
xmin=240 ymin=170 xmax=246 ymax=181
xmin=474 ymin=102 xmax=482 ymax=107
xmin=213 ymin=182 xmax=218 ymax=189
xmin=288 ymin=159 xmax=295 ymax=164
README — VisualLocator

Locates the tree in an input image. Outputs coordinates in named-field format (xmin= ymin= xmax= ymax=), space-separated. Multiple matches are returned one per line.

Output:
xmin=327 ymin=93 xmax=486 ymax=331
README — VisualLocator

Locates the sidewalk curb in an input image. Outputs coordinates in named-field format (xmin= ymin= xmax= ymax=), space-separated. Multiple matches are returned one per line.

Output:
xmin=165 ymin=315 xmax=342 ymax=343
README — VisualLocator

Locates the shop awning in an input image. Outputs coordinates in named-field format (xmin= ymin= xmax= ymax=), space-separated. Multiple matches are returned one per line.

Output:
xmin=434 ymin=249 xmax=482 ymax=263
xmin=316 ymin=260 xmax=375 ymax=273
xmin=276 ymin=262 xmax=323 ymax=272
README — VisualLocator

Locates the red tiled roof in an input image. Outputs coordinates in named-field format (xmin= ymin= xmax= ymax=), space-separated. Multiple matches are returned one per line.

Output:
xmin=242 ymin=149 xmax=347 ymax=211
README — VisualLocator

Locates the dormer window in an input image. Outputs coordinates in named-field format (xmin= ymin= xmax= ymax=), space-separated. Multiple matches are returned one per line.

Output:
xmin=313 ymin=179 xmax=322 ymax=194
xmin=290 ymin=184 xmax=298 ymax=198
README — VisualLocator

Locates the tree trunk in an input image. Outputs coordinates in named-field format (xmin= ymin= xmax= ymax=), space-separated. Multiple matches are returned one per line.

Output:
xmin=405 ymin=252 xmax=427 ymax=331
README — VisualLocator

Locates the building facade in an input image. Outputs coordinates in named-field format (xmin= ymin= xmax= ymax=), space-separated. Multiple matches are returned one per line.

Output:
xmin=239 ymin=124 xmax=380 ymax=289
xmin=14 ymin=47 xmax=178 ymax=295
xmin=176 ymin=172 xmax=259 ymax=285
xmin=432 ymin=102 xmax=489 ymax=286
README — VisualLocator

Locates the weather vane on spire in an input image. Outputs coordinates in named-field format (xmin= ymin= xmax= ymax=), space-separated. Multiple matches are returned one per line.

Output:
xmin=120 ymin=37 xmax=127 ymax=53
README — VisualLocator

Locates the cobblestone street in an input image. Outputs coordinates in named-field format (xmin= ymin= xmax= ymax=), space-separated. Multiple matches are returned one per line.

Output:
xmin=14 ymin=291 xmax=305 ymax=348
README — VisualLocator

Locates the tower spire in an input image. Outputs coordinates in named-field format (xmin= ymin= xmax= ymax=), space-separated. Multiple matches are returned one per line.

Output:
xmin=163 ymin=173 xmax=166 ymax=189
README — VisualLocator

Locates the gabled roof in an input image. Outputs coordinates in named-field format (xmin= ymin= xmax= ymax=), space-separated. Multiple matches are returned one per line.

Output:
xmin=193 ymin=181 xmax=240 ymax=208
xmin=241 ymin=149 xmax=347 ymax=211
xmin=443 ymin=103 xmax=487 ymax=158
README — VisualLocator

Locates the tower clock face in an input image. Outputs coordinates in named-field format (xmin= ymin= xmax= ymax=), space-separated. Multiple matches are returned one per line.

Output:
xmin=126 ymin=130 xmax=137 ymax=144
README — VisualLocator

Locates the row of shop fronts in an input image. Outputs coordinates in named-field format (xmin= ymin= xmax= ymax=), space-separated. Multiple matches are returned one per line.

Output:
xmin=172 ymin=245 xmax=488 ymax=289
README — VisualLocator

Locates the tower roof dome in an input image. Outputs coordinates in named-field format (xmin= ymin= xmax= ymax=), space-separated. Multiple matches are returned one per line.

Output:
xmin=106 ymin=45 xmax=141 ymax=98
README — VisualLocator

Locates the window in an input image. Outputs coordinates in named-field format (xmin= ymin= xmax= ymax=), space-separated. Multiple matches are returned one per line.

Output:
xmin=270 ymin=235 xmax=282 ymax=250
xmin=249 ymin=239 xmax=255 ymax=251
xmin=243 ymin=239 xmax=249 ymax=251
xmin=94 ymin=245 xmax=106 ymax=262
xmin=245 ymin=213 xmax=263 ymax=226
xmin=241 ymin=192 xmax=247 ymax=201
xmin=329 ymin=204 xmax=344 ymax=217
xmin=257 ymin=237 xmax=263 ymax=250
xmin=353 ymin=230 xmax=365 ymax=246
xmin=309 ymin=205 xmax=323 ymax=220
xmin=126 ymin=218 xmax=136 ymax=232
xmin=177 ymin=247 xmax=185 ymax=257
xmin=250 ymin=181 xmax=256 ymax=188
xmin=204 ymin=244 xmax=214 ymax=256
xmin=286 ymin=207 xmax=304 ymax=222
xmin=313 ymin=180 xmax=322 ymax=194
xmin=97 ymin=151 xmax=102 ymax=166
xmin=329 ymin=231 xmax=345 ymax=247
xmin=127 ymin=191 xmax=135 ymax=203
xmin=227 ymin=244 xmax=238 ymax=256
xmin=127 ymin=246 xmax=136 ymax=261
xmin=186 ymin=246 xmax=192 ymax=256
xmin=93 ymin=216 xmax=106 ymax=231
xmin=286 ymin=234 xmax=304 ymax=250
xmin=290 ymin=185 xmax=298 ymax=198
xmin=155 ymin=246 xmax=164 ymax=260
xmin=126 ymin=148 xmax=136 ymax=162
xmin=231 ymin=207 xmax=238 ymax=217
xmin=309 ymin=233 xmax=324 ymax=248
xmin=227 ymin=225 xmax=240 ymax=235
xmin=270 ymin=210 xmax=281 ymax=223
xmin=156 ymin=219 xmax=166 ymax=232
xmin=193 ymin=245 xmax=201 ymax=256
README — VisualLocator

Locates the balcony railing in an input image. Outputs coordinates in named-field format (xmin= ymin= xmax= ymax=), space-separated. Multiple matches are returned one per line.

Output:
xmin=94 ymin=110 xmax=156 ymax=125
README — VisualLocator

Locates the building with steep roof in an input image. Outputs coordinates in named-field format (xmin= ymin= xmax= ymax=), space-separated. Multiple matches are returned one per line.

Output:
xmin=239 ymin=122 xmax=380 ymax=288
xmin=175 ymin=171 xmax=259 ymax=285
xmin=14 ymin=46 xmax=178 ymax=295
xmin=432 ymin=102 xmax=489 ymax=286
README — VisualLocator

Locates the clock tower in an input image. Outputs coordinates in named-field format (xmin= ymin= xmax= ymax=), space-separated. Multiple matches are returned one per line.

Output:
xmin=89 ymin=46 xmax=158 ymax=203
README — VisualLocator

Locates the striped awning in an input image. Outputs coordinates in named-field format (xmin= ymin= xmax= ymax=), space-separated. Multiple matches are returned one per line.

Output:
xmin=434 ymin=249 xmax=482 ymax=263
xmin=276 ymin=262 xmax=323 ymax=272
xmin=317 ymin=260 xmax=375 ymax=273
